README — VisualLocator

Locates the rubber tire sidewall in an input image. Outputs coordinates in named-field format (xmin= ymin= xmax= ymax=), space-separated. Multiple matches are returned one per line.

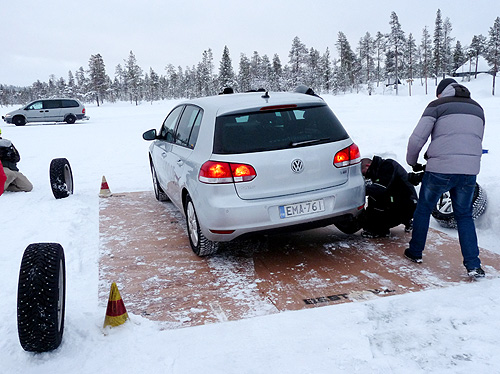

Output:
xmin=185 ymin=196 xmax=219 ymax=256
xmin=431 ymin=183 xmax=487 ymax=229
xmin=50 ymin=158 xmax=74 ymax=199
xmin=17 ymin=243 xmax=66 ymax=352
xmin=65 ymin=114 xmax=76 ymax=124
xmin=13 ymin=116 xmax=26 ymax=126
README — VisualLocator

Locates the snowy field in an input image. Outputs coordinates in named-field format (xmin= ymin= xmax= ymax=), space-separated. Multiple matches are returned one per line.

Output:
xmin=1 ymin=75 xmax=500 ymax=373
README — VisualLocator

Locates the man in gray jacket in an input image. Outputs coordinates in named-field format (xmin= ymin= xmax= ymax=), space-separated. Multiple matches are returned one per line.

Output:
xmin=405 ymin=78 xmax=485 ymax=278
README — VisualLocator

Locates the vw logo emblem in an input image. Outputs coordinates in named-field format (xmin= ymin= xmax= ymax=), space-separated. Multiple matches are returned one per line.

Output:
xmin=291 ymin=159 xmax=304 ymax=173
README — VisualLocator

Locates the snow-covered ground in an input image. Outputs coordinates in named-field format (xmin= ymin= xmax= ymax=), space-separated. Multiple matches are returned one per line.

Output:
xmin=1 ymin=75 xmax=499 ymax=373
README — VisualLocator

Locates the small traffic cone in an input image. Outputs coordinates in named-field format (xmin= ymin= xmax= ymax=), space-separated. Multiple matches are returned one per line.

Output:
xmin=99 ymin=176 xmax=112 ymax=197
xmin=103 ymin=282 xmax=129 ymax=328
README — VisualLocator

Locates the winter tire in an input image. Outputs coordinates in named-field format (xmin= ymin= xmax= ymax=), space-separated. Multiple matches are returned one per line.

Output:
xmin=50 ymin=158 xmax=74 ymax=199
xmin=13 ymin=116 xmax=26 ymax=126
xmin=185 ymin=196 xmax=219 ymax=256
xmin=65 ymin=114 xmax=76 ymax=124
xmin=17 ymin=243 xmax=66 ymax=352
xmin=432 ymin=183 xmax=487 ymax=229
xmin=150 ymin=160 xmax=169 ymax=201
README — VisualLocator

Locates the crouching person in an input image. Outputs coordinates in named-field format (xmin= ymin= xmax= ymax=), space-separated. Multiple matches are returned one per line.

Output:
xmin=359 ymin=156 xmax=417 ymax=238
xmin=0 ymin=129 xmax=33 ymax=193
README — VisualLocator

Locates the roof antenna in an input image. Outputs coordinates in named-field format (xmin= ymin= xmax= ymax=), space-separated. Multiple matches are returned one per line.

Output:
xmin=261 ymin=91 xmax=270 ymax=99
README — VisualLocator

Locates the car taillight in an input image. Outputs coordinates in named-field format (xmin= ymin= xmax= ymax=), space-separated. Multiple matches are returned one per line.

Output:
xmin=82 ymin=108 xmax=86 ymax=114
xmin=333 ymin=143 xmax=361 ymax=168
xmin=199 ymin=161 xmax=256 ymax=184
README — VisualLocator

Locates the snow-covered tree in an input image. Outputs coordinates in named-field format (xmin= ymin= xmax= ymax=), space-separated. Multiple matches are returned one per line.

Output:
xmin=358 ymin=32 xmax=375 ymax=94
xmin=405 ymin=33 xmax=418 ymax=95
xmin=124 ymin=51 xmax=143 ymax=105
xmin=218 ymin=45 xmax=236 ymax=92
xmin=470 ymin=34 xmax=487 ymax=78
xmin=269 ymin=54 xmax=283 ymax=91
xmin=388 ymin=11 xmax=405 ymax=95
xmin=336 ymin=31 xmax=356 ymax=92
xmin=319 ymin=48 xmax=333 ymax=93
xmin=420 ymin=26 xmax=433 ymax=94
xmin=433 ymin=9 xmax=445 ymax=83
xmin=485 ymin=16 xmax=500 ymax=95
xmin=237 ymin=53 xmax=251 ymax=92
xmin=374 ymin=32 xmax=386 ymax=87
xmin=288 ymin=36 xmax=308 ymax=87
xmin=88 ymin=53 xmax=108 ymax=106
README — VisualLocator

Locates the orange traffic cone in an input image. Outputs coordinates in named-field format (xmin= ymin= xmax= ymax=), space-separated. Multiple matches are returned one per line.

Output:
xmin=99 ymin=176 xmax=112 ymax=197
xmin=103 ymin=282 xmax=129 ymax=328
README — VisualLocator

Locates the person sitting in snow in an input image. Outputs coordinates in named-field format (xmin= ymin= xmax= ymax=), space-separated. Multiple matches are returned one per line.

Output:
xmin=0 ymin=128 xmax=33 ymax=193
xmin=359 ymin=156 xmax=417 ymax=238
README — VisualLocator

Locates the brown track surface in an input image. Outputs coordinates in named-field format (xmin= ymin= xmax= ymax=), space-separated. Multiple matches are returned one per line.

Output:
xmin=99 ymin=191 xmax=500 ymax=329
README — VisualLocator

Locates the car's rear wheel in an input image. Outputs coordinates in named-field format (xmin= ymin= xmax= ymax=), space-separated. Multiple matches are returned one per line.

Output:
xmin=431 ymin=183 xmax=487 ymax=229
xmin=13 ymin=116 xmax=26 ymax=126
xmin=17 ymin=243 xmax=66 ymax=352
xmin=150 ymin=160 xmax=169 ymax=201
xmin=185 ymin=196 xmax=219 ymax=256
xmin=65 ymin=114 xmax=76 ymax=124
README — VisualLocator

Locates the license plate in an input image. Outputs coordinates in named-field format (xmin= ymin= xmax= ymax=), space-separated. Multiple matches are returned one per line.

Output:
xmin=279 ymin=199 xmax=325 ymax=219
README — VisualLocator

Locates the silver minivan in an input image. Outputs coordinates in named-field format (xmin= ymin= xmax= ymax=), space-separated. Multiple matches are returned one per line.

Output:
xmin=143 ymin=90 xmax=365 ymax=256
xmin=2 ymin=98 xmax=88 ymax=126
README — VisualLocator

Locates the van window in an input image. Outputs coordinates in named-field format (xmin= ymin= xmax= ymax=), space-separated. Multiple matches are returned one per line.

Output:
xmin=26 ymin=101 xmax=43 ymax=110
xmin=62 ymin=100 xmax=79 ymax=108
xmin=44 ymin=100 xmax=62 ymax=109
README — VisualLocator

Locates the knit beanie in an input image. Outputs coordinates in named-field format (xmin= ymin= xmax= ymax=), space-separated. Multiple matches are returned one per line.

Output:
xmin=436 ymin=78 xmax=457 ymax=97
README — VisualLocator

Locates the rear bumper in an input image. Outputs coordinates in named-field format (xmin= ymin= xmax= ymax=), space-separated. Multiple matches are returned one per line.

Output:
xmin=193 ymin=174 xmax=365 ymax=242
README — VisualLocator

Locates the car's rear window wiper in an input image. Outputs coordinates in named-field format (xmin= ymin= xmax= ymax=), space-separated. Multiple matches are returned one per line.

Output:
xmin=290 ymin=138 xmax=330 ymax=147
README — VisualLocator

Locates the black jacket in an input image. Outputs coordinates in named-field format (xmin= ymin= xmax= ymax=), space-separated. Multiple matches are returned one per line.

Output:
xmin=0 ymin=138 xmax=21 ymax=171
xmin=365 ymin=156 xmax=417 ymax=211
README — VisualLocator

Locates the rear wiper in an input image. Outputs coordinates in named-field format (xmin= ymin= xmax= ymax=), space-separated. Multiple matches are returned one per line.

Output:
xmin=290 ymin=138 xmax=330 ymax=147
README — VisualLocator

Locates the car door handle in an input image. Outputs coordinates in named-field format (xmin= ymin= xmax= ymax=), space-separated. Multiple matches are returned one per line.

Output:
xmin=176 ymin=159 xmax=184 ymax=166
xmin=161 ymin=152 xmax=167 ymax=158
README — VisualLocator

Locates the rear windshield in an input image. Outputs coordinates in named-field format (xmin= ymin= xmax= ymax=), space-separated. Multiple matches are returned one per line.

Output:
xmin=213 ymin=105 xmax=349 ymax=154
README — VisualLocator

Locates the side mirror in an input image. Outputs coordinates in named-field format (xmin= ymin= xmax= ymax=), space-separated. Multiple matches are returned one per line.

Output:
xmin=142 ymin=129 xmax=157 ymax=141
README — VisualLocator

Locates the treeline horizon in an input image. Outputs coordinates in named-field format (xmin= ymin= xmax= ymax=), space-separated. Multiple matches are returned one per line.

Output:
xmin=1 ymin=9 xmax=499 ymax=106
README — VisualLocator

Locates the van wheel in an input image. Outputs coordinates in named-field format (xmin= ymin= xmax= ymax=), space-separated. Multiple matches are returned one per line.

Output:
xmin=17 ymin=243 xmax=66 ymax=352
xmin=185 ymin=196 xmax=219 ymax=256
xmin=50 ymin=158 xmax=74 ymax=199
xmin=432 ymin=183 xmax=487 ymax=229
xmin=13 ymin=116 xmax=26 ymax=126
xmin=65 ymin=115 xmax=76 ymax=124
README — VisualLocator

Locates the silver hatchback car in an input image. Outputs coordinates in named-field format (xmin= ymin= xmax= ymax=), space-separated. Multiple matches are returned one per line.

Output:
xmin=143 ymin=90 xmax=365 ymax=256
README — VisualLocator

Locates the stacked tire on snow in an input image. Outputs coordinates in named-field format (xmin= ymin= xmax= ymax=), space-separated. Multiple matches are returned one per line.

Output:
xmin=17 ymin=243 xmax=66 ymax=352
xmin=50 ymin=158 xmax=74 ymax=199
xmin=431 ymin=183 xmax=487 ymax=229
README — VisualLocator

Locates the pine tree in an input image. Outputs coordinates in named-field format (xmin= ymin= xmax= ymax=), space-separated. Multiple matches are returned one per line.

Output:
xmin=433 ymin=9 xmax=444 ymax=83
xmin=374 ymin=32 xmax=386 ymax=87
xmin=442 ymin=17 xmax=455 ymax=75
xmin=358 ymin=32 xmax=375 ymax=94
xmin=406 ymin=33 xmax=418 ymax=95
xmin=305 ymin=47 xmax=321 ymax=90
xmin=420 ymin=26 xmax=433 ymax=94
xmin=319 ymin=48 xmax=333 ymax=93
xmin=452 ymin=41 xmax=465 ymax=74
xmin=124 ymin=51 xmax=143 ymax=105
xmin=218 ymin=45 xmax=236 ymax=92
xmin=388 ymin=11 xmax=405 ymax=95
xmin=238 ymin=53 xmax=251 ymax=92
xmin=485 ymin=16 xmax=500 ymax=95
xmin=88 ymin=53 xmax=108 ymax=106
xmin=288 ymin=36 xmax=308 ymax=87
xmin=269 ymin=54 xmax=283 ymax=91
xmin=470 ymin=34 xmax=487 ymax=78
xmin=336 ymin=31 xmax=356 ymax=92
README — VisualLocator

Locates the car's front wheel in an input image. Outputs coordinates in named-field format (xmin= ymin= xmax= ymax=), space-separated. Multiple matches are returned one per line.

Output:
xmin=150 ymin=160 xmax=169 ymax=201
xmin=185 ymin=196 xmax=219 ymax=256
xmin=13 ymin=116 xmax=26 ymax=126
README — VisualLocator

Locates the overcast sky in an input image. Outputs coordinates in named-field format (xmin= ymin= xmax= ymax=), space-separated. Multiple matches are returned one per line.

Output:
xmin=1 ymin=0 xmax=498 ymax=87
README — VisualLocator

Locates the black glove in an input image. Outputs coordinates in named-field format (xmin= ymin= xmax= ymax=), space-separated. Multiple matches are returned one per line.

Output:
xmin=408 ymin=172 xmax=424 ymax=186
xmin=412 ymin=163 xmax=425 ymax=172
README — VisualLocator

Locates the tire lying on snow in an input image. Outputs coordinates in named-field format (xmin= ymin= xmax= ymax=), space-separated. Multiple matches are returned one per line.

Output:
xmin=50 ymin=158 xmax=74 ymax=199
xmin=17 ymin=243 xmax=66 ymax=352
xmin=431 ymin=183 xmax=487 ymax=229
